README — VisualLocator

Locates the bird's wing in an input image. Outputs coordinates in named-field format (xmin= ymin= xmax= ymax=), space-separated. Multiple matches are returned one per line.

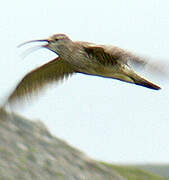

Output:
xmin=82 ymin=43 xmax=168 ymax=76
xmin=80 ymin=42 xmax=144 ymax=66
xmin=80 ymin=43 xmax=166 ymax=90
xmin=6 ymin=57 xmax=75 ymax=105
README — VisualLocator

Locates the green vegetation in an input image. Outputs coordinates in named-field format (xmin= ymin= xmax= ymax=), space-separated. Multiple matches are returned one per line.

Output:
xmin=102 ymin=163 xmax=169 ymax=180
xmin=136 ymin=165 xmax=169 ymax=178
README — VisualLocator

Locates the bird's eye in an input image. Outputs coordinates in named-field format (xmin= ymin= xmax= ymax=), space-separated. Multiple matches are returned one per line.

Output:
xmin=54 ymin=38 xmax=59 ymax=41
xmin=51 ymin=38 xmax=59 ymax=43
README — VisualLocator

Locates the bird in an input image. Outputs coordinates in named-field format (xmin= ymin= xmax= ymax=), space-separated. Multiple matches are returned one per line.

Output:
xmin=6 ymin=33 xmax=162 ymax=106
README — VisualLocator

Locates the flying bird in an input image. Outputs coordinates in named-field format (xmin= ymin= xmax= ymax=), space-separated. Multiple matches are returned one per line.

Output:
xmin=6 ymin=34 xmax=162 ymax=106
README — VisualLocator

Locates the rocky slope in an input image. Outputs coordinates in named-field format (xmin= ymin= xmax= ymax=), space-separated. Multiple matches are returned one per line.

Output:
xmin=0 ymin=109 xmax=167 ymax=180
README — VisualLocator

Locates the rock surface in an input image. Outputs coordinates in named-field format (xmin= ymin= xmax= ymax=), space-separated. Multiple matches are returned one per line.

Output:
xmin=0 ymin=109 xmax=125 ymax=180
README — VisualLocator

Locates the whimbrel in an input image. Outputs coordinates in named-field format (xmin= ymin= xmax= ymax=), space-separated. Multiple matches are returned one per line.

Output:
xmin=6 ymin=34 xmax=161 ymax=105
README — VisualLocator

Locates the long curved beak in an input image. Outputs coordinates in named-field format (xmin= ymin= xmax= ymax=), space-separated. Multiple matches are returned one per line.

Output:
xmin=18 ymin=39 xmax=49 ymax=48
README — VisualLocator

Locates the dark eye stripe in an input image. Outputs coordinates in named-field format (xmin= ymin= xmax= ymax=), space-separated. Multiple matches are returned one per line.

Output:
xmin=50 ymin=39 xmax=59 ymax=42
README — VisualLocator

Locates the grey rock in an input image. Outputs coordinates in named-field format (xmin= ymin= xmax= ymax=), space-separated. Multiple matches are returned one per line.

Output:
xmin=0 ymin=109 xmax=125 ymax=180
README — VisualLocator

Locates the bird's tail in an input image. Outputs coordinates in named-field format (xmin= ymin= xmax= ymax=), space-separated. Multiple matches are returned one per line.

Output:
xmin=123 ymin=68 xmax=161 ymax=90
xmin=132 ymin=75 xmax=161 ymax=90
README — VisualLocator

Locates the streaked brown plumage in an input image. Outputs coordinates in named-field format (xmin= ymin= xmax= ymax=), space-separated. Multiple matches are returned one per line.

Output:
xmin=6 ymin=33 xmax=161 ymax=105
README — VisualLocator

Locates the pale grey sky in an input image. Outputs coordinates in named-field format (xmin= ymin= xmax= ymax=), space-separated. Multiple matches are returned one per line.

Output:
xmin=0 ymin=0 xmax=169 ymax=164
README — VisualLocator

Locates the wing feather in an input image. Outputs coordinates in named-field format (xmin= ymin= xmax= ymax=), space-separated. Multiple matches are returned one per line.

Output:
xmin=81 ymin=43 xmax=168 ymax=76
xmin=80 ymin=42 xmax=144 ymax=66
xmin=6 ymin=57 xmax=75 ymax=105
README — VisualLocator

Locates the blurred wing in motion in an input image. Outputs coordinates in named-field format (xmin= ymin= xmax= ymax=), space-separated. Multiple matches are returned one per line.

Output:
xmin=96 ymin=44 xmax=168 ymax=76
xmin=6 ymin=57 xmax=75 ymax=106
xmin=126 ymin=54 xmax=169 ymax=78
xmin=82 ymin=44 xmax=162 ymax=90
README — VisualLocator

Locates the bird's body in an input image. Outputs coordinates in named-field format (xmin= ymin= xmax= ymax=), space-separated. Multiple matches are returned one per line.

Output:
xmin=6 ymin=34 xmax=161 ymax=105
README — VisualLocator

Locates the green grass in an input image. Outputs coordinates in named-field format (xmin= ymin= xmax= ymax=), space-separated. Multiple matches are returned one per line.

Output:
xmin=101 ymin=163 xmax=169 ymax=180
xmin=136 ymin=165 xmax=169 ymax=178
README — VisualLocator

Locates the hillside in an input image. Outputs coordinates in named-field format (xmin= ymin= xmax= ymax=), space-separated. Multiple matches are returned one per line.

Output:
xmin=136 ymin=165 xmax=169 ymax=178
xmin=0 ymin=109 xmax=168 ymax=180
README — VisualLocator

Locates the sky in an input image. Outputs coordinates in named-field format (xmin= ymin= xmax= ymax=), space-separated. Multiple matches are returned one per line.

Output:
xmin=0 ymin=0 xmax=169 ymax=164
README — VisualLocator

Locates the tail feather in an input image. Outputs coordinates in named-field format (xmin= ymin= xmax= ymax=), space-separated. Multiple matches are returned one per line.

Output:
xmin=134 ymin=78 xmax=161 ymax=90
xmin=129 ymin=73 xmax=161 ymax=90
xmin=119 ymin=65 xmax=161 ymax=90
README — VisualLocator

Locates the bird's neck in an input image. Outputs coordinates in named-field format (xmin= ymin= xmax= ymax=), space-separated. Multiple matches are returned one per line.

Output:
xmin=58 ymin=43 xmax=78 ymax=61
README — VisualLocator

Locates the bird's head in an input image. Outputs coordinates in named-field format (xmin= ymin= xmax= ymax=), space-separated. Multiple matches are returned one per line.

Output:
xmin=44 ymin=34 xmax=72 ymax=53
xmin=18 ymin=34 xmax=73 ymax=55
